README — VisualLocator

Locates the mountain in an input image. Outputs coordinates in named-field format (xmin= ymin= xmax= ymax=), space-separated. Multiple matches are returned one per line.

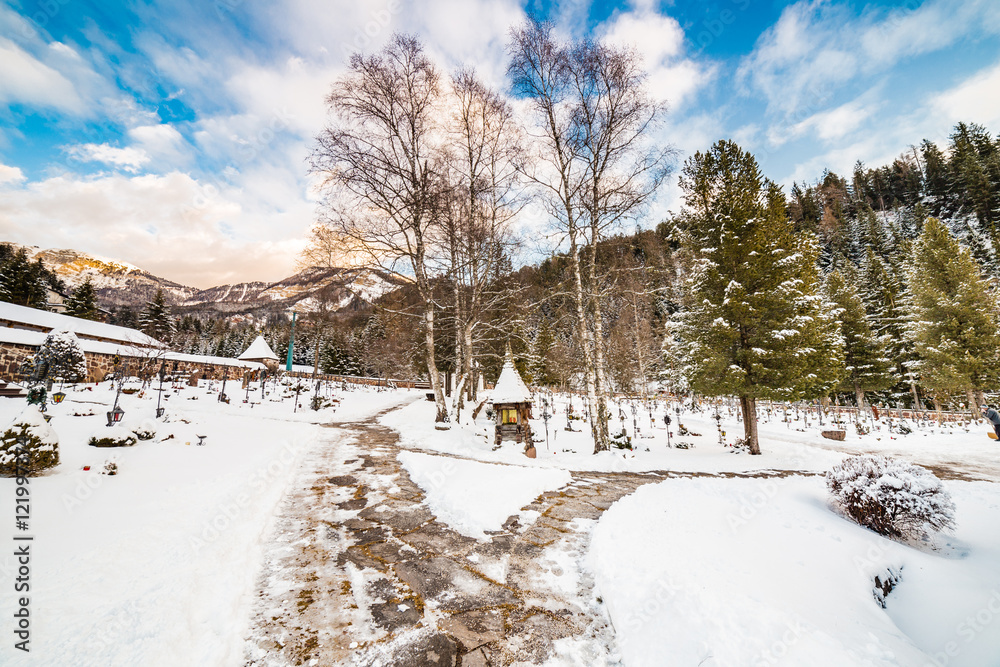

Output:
xmin=10 ymin=244 xmax=408 ymax=319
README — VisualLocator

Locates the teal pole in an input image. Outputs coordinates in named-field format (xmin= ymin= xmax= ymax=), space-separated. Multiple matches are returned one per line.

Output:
xmin=286 ymin=311 xmax=297 ymax=372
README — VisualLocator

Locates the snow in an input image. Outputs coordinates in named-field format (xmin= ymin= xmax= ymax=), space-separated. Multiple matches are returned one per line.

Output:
xmin=398 ymin=451 xmax=571 ymax=540
xmin=491 ymin=357 xmax=533 ymax=404
xmin=237 ymin=335 xmax=279 ymax=361
xmin=1 ymin=379 xmax=998 ymax=666
xmin=586 ymin=476 xmax=1000 ymax=667
xmin=0 ymin=379 xmax=412 ymax=666
xmin=0 ymin=301 xmax=163 ymax=347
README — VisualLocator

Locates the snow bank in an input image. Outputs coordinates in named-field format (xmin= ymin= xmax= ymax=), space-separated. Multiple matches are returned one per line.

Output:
xmin=399 ymin=451 xmax=571 ymax=540
xmin=0 ymin=381 xmax=413 ymax=666
xmin=587 ymin=476 xmax=1000 ymax=667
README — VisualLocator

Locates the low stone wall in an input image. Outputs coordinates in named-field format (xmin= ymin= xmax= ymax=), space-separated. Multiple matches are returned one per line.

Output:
xmin=0 ymin=342 xmax=38 ymax=380
xmin=284 ymin=371 xmax=428 ymax=390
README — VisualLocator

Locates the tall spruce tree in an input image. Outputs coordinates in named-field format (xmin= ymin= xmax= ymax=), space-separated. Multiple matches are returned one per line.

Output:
xmin=824 ymin=270 xmax=895 ymax=408
xmin=677 ymin=140 xmax=842 ymax=454
xmin=139 ymin=289 xmax=176 ymax=343
xmin=64 ymin=278 xmax=100 ymax=320
xmin=907 ymin=217 xmax=1000 ymax=415
xmin=0 ymin=248 xmax=50 ymax=309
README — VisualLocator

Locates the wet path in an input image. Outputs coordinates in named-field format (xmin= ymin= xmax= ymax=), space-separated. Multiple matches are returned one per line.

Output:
xmin=244 ymin=411 xmax=820 ymax=666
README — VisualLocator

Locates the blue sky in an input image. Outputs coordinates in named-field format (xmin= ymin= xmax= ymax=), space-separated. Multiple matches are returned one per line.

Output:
xmin=0 ymin=0 xmax=998 ymax=287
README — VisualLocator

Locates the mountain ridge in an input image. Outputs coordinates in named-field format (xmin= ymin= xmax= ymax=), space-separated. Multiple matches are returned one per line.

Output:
xmin=9 ymin=244 xmax=407 ymax=319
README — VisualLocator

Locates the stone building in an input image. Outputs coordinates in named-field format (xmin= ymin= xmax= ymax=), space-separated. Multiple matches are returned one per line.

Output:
xmin=0 ymin=301 xmax=263 ymax=383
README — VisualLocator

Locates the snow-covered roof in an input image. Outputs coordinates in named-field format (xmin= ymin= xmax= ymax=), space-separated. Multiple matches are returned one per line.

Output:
xmin=491 ymin=357 xmax=532 ymax=404
xmin=238 ymin=335 xmax=279 ymax=361
xmin=0 ymin=326 xmax=262 ymax=371
xmin=0 ymin=301 xmax=162 ymax=347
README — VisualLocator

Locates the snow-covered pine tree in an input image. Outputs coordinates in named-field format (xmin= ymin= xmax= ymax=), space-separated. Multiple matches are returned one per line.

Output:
xmin=907 ymin=216 xmax=1000 ymax=415
xmin=658 ymin=317 xmax=688 ymax=395
xmin=64 ymin=278 xmax=100 ymax=321
xmin=824 ymin=271 xmax=895 ymax=408
xmin=677 ymin=140 xmax=843 ymax=454
xmin=139 ymin=289 xmax=176 ymax=343
xmin=31 ymin=330 xmax=88 ymax=383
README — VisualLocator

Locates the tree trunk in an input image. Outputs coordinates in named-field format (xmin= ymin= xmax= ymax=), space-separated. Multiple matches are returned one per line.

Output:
xmin=910 ymin=382 xmax=921 ymax=410
xmin=312 ymin=334 xmax=322 ymax=379
xmin=967 ymin=387 xmax=980 ymax=422
xmin=424 ymin=307 xmax=447 ymax=422
xmin=740 ymin=394 xmax=760 ymax=455
xmin=567 ymin=238 xmax=607 ymax=453
xmin=932 ymin=394 xmax=942 ymax=425
xmin=585 ymin=241 xmax=611 ymax=452
xmin=854 ymin=381 xmax=866 ymax=411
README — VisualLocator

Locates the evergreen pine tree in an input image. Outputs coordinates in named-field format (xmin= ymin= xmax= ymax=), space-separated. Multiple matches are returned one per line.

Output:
xmin=30 ymin=330 xmax=88 ymax=383
xmin=139 ymin=289 xmax=176 ymax=343
xmin=824 ymin=271 xmax=895 ymax=408
xmin=677 ymin=140 xmax=843 ymax=454
xmin=0 ymin=248 xmax=49 ymax=309
xmin=907 ymin=217 xmax=1000 ymax=412
xmin=64 ymin=278 xmax=101 ymax=320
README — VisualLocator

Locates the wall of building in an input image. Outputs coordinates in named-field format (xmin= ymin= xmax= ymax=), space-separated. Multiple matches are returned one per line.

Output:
xmin=0 ymin=341 xmax=253 ymax=384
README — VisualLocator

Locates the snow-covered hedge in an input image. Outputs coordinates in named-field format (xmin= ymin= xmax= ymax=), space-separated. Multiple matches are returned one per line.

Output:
xmin=826 ymin=454 xmax=955 ymax=539
xmin=0 ymin=406 xmax=60 ymax=476
xmin=89 ymin=431 xmax=138 ymax=448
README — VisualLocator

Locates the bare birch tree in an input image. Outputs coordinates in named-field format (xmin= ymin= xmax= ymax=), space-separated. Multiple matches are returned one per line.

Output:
xmin=508 ymin=20 xmax=672 ymax=452
xmin=439 ymin=69 xmax=524 ymax=422
xmin=309 ymin=33 xmax=449 ymax=421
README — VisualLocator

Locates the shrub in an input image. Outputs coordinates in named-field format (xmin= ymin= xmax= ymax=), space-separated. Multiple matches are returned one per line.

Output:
xmin=132 ymin=428 xmax=156 ymax=441
xmin=89 ymin=433 xmax=138 ymax=448
xmin=611 ymin=428 xmax=632 ymax=450
xmin=826 ymin=454 xmax=956 ymax=539
xmin=0 ymin=406 xmax=60 ymax=476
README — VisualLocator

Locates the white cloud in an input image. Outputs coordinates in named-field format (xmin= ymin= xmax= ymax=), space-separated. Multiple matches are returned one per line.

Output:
xmin=0 ymin=171 xmax=309 ymax=288
xmin=127 ymin=124 xmax=189 ymax=166
xmin=65 ymin=143 xmax=151 ymax=172
xmin=740 ymin=0 xmax=1000 ymax=116
xmin=0 ymin=164 xmax=25 ymax=185
xmin=929 ymin=60 xmax=1000 ymax=129
xmin=769 ymin=96 xmax=879 ymax=148
xmin=0 ymin=39 xmax=84 ymax=112
xmin=599 ymin=6 xmax=713 ymax=110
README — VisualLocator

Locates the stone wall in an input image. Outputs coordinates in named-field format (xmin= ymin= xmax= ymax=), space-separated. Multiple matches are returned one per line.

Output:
xmin=0 ymin=342 xmax=38 ymax=381
xmin=0 ymin=341 xmax=255 ymax=384
xmin=284 ymin=371 xmax=428 ymax=390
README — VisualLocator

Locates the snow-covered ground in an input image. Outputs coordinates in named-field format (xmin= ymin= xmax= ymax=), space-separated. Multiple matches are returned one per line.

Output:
xmin=0 ymin=378 xmax=413 ymax=666
xmin=399 ymin=451 xmax=570 ymax=540
xmin=383 ymin=395 xmax=1000 ymax=480
xmin=2 ymin=382 xmax=999 ymax=666
xmin=385 ymin=392 xmax=1000 ymax=667
xmin=586 ymin=477 xmax=1000 ymax=667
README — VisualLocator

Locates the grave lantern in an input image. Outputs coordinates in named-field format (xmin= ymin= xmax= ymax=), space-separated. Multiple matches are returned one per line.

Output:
xmin=106 ymin=405 xmax=125 ymax=426
xmin=52 ymin=391 xmax=66 ymax=404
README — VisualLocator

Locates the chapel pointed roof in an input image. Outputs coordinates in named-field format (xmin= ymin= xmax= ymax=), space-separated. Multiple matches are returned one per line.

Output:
xmin=238 ymin=335 xmax=279 ymax=361
xmin=491 ymin=343 xmax=532 ymax=403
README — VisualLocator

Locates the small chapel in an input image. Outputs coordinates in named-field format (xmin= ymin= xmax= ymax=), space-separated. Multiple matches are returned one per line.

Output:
xmin=491 ymin=346 xmax=533 ymax=450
